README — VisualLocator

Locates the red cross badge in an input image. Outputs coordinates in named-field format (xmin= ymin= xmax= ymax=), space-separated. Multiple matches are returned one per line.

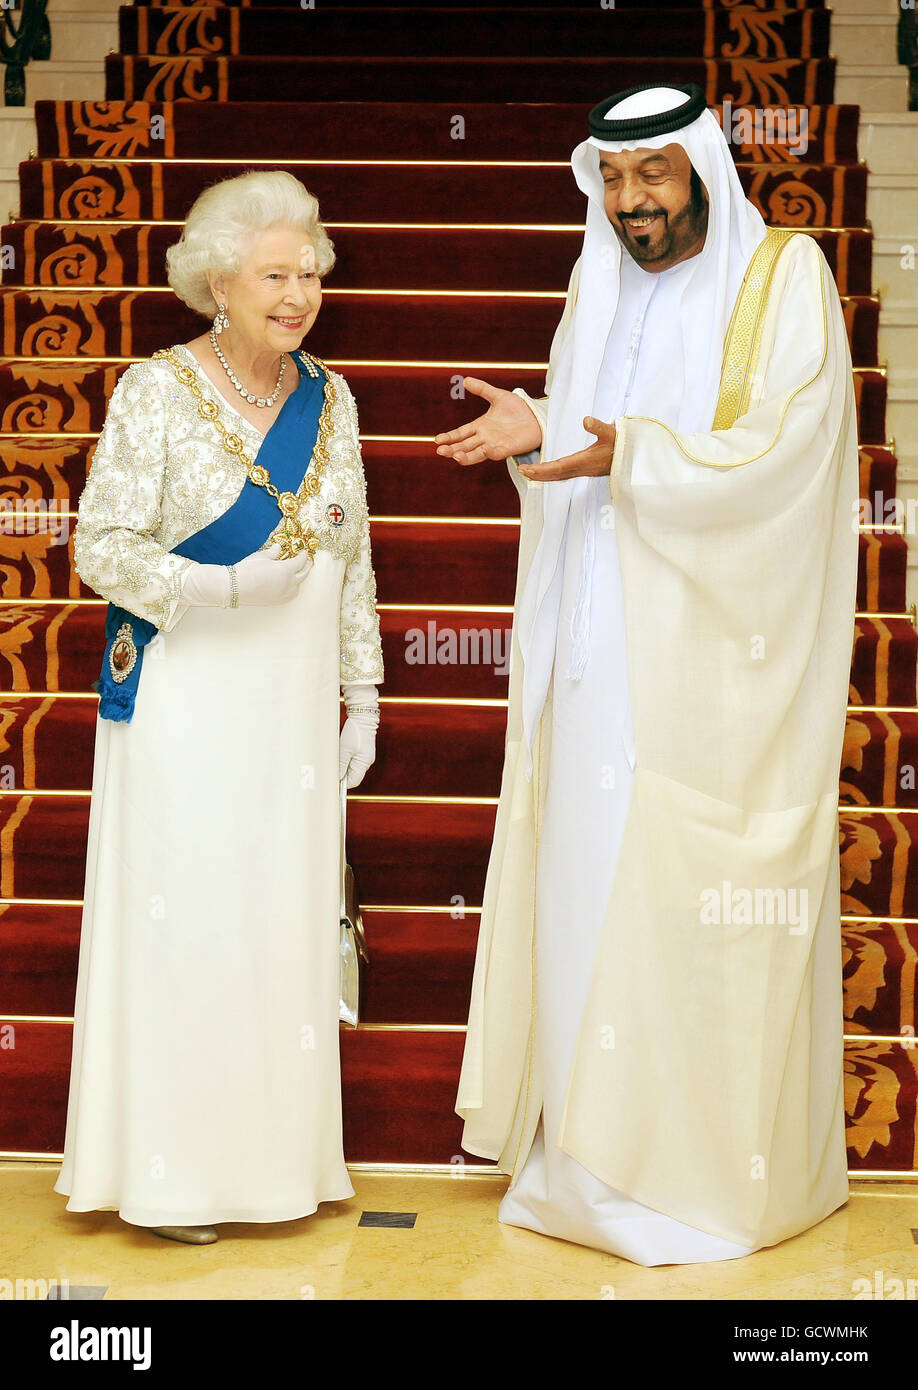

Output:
xmin=326 ymin=503 xmax=345 ymax=526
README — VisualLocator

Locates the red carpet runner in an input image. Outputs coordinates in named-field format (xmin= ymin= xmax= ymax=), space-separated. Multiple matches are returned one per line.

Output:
xmin=0 ymin=0 xmax=916 ymax=1176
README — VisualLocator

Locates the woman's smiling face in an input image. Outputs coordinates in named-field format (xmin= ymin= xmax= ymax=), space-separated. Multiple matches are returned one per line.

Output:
xmin=207 ymin=225 xmax=323 ymax=349
xmin=599 ymin=143 xmax=709 ymax=271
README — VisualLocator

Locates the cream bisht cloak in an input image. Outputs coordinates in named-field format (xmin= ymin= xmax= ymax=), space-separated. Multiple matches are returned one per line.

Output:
xmin=456 ymin=227 xmax=860 ymax=1250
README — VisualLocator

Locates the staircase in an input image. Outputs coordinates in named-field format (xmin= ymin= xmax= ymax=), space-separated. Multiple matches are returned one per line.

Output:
xmin=1 ymin=0 xmax=916 ymax=1177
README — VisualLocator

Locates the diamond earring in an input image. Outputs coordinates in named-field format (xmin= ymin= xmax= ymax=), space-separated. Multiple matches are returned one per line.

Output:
xmin=213 ymin=303 xmax=229 ymax=334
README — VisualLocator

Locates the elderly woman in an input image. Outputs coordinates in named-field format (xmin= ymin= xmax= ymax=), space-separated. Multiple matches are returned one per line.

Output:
xmin=53 ymin=170 xmax=384 ymax=1244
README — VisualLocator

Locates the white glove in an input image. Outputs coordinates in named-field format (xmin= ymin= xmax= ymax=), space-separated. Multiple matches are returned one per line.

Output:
xmin=339 ymin=683 xmax=379 ymax=789
xmin=181 ymin=542 xmax=313 ymax=608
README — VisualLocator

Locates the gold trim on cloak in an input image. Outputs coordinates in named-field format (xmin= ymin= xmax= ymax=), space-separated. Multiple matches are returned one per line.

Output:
xmin=612 ymin=229 xmax=829 ymax=477
xmin=712 ymin=227 xmax=798 ymax=432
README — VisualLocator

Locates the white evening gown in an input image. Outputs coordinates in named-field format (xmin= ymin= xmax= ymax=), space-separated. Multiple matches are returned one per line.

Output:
xmin=497 ymin=474 xmax=756 ymax=1265
xmin=54 ymin=346 xmax=382 ymax=1226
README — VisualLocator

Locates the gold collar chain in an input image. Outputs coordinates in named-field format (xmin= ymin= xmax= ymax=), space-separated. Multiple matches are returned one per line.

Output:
xmin=152 ymin=346 xmax=337 ymax=560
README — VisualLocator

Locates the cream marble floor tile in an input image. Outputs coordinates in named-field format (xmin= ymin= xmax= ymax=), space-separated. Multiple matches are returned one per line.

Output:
xmin=1 ymin=1164 xmax=915 ymax=1301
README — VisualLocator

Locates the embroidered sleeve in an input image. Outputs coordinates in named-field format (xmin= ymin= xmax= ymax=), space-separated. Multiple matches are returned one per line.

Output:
xmin=73 ymin=360 xmax=193 ymax=631
xmin=336 ymin=380 xmax=385 ymax=687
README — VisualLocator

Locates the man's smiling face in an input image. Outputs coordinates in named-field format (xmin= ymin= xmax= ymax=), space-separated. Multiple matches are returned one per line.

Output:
xmin=599 ymin=142 xmax=709 ymax=271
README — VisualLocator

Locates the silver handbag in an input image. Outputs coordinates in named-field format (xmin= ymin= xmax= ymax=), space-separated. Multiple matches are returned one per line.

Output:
xmin=339 ymin=777 xmax=369 ymax=1028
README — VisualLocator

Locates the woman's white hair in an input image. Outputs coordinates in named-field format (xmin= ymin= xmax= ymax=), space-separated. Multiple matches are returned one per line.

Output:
xmin=166 ymin=169 xmax=335 ymax=318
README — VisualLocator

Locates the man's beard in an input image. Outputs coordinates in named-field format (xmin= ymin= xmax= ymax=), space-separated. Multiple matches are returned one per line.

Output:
xmin=614 ymin=169 xmax=708 ymax=267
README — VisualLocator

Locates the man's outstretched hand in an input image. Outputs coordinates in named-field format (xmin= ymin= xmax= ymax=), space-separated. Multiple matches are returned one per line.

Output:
xmin=517 ymin=416 xmax=616 ymax=481
xmin=434 ymin=377 xmax=543 ymax=465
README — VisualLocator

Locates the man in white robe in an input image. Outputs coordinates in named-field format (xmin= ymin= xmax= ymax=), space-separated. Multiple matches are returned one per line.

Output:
xmin=434 ymin=84 xmax=859 ymax=1264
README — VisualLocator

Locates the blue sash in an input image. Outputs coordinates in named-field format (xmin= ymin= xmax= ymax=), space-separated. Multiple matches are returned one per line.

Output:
xmin=93 ymin=349 xmax=328 ymax=722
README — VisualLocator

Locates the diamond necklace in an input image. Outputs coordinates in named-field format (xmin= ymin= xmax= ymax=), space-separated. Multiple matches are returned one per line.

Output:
xmin=209 ymin=325 xmax=287 ymax=407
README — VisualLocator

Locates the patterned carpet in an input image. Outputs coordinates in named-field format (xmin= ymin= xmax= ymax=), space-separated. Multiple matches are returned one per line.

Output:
xmin=0 ymin=0 xmax=916 ymax=1171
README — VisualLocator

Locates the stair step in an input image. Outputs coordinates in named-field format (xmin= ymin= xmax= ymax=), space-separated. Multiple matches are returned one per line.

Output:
xmin=103 ymin=55 xmax=837 ymax=107
xmin=0 ymin=440 xmax=902 ymax=521
xmin=15 ymin=155 xmax=867 ymax=226
xmin=119 ymin=7 xmax=830 ymax=59
xmin=0 ymin=437 xmax=523 ymax=516
xmin=834 ymin=64 xmax=909 ymax=113
xmin=0 ymin=518 xmax=907 ymax=610
xmin=5 ymin=792 xmax=918 ymax=915
xmin=828 ymin=0 xmax=896 ymax=14
xmin=844 ymin=1039 xmax=918 ymax=1171
xmin=4 ymin=605 xmax=517 ymax=698
xmin=0 ymin=902 xmax=83 ymax=1017
xmin=840 ymin=807 xmax=918 ymax=919
xmin=0 ymin=1016 xmax=478 ymax=1162
xmin=3 ymin=897 xmax=916 ymax=1033
xmin=33 ymin=98 xmax=863 ymax=165
xmin=878 ymin=308 xmax=918 ymax=369
xmin=41 ymin=11 xmax=119 ymax=62
xmin=16 ymin=64 xmax=108 ymax=109
xmin=0 ymin=362 xmax=891 ymax=446
xmin=850 ymin=617 xmax=918 ymax=707
xmin=0 ymin=695 xmax=511 ymax=795
xmin=0 ymin=900 xmax=480 ymax=1024
xmin=858 ymin=531 xmax=908 ymax=611
xmin=0 ymin=606 xmax=910 ymax=706
xmin=859 ymin=445 xmax=899 ymax=504
xmin=858 ymin=113 xmax=918 ymax=178
xmin=842 ymin=708 xmax=918 ymax=808
xmin=862 ymin=172 xmax=918 ymax=243
xmin=1 ymin=1017 xmax=912 ymax=1168
xmin=843 ymin=917 xmax=918 ymax=1038
xmin=828 ymin=15 xmax=899 ymax=68
xmin=872 ymin=234 xmax=918 ymax=303
xmin=853 ymin=369 xmax=887 ymax=445
xmin=0 ymin=285 xmax=883 ymax=367
xmin=0 ymin=222 xmax=876 ymax=297
xmin=7 ymin=694 xmax=918 ymax=806
xmin=0 ymin=793 xmax=497 ymax=903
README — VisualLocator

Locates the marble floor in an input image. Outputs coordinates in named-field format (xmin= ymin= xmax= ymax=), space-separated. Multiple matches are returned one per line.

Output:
xmin=2 ymin=1163 xmax=916 ymax=1300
